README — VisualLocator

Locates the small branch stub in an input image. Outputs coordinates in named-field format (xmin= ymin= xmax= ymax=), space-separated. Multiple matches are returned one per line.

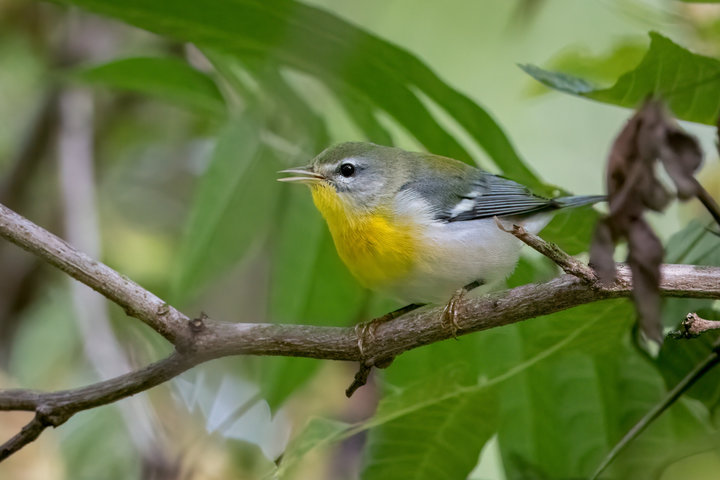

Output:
xmin=190 ymin=312 xmax=208 ymax=334
xmin=671 ymin=313 xmax=720 ymax=338
xmin=346 ymin=363 xmax=373 ymax=398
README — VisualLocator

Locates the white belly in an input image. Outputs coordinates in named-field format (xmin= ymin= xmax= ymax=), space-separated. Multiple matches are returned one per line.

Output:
xmin=382 ymin=214 xmax=550 ymax=304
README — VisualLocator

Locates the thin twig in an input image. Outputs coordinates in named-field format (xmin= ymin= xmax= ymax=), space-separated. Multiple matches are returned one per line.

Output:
xmin=495 ymin=217 xmax=598 ymax=282
xmin=696 ymin=183 xmax=720 ymax=227
xmin=0 ymin=353 xmax=194 ymax=461
xmin=590 ymin=342 xmax=720 ymax=480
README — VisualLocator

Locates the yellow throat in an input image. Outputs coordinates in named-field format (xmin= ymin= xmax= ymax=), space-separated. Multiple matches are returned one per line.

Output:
xmin=310 ymin=183 xmax=417 ymax=289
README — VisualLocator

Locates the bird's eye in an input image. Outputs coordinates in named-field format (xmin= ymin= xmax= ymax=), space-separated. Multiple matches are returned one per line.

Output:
xmin=340 ymin=163 xmax=355 ymax=177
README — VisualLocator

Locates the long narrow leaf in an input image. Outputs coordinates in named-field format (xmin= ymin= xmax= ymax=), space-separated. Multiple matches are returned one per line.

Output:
xmin=172 ymin=114 xmax=281 ymax=300
xmin=54 ymin=0 xmax=542 ymax=188
xmin=72 ymin=57 xmax=226 ymax=118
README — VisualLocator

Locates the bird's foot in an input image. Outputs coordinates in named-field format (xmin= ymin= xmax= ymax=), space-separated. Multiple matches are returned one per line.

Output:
xmin=354 ymin=321 xmax=376 ymax=358
xmin=441 ymin=288 xmax=466 ymax=338
xmin=440 ymin=280 xmax=482 ymax=339
xmin=354 ymin=303 xmax=424 ymax=356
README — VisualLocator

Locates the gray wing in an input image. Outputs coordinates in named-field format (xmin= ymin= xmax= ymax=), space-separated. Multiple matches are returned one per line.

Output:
xmin=439 ymin=173 xmax=553 ymax=222
xmin=400 ymin=159 xmax=553 ymax=222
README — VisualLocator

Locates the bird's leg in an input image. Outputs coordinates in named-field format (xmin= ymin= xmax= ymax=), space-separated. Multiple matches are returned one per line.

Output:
xmin=441 ymin=280 xmax=483 ymax=338
xmin=355 ymin=303 xmax=425 ymax=356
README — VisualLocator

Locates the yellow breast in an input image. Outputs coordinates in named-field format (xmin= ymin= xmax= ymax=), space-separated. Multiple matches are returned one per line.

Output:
xmin=310 ymin=184 xmax=417 ymax=289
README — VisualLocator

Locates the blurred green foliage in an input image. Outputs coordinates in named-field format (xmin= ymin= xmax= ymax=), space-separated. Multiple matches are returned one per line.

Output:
xmin=2 ymin=0 xmax=720 ymax=479
xmin=73 ymin=57 xmax=227 ymax=118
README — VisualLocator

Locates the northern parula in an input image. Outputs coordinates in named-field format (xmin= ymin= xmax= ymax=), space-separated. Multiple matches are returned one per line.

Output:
xmin=279 ymin=142 xmax=602 ymax=305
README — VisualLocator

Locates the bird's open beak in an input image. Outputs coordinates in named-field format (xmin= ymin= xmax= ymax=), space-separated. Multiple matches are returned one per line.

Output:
xmin=277 ymin=165 xmax=324 ymax=184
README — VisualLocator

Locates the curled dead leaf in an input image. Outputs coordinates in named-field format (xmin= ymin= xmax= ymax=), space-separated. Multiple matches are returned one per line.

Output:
xmin=590 ymin=99 xmax=704 ymax=344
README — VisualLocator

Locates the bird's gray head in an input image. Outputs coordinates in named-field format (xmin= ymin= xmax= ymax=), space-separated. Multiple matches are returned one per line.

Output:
xmin=279 ymin=142 xmax=407 ymax=212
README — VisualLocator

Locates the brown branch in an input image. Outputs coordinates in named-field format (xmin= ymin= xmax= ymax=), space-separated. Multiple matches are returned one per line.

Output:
xmin=0 ymin=352 xmax=195 ymax=461
xmin=0 ymin=415 xmax=51 ymax=461
xmin=0 ymin=264 xmax=717 ymax=459
xmin=0 ymin=352 xmax=194 ymax=414
xmin=0 ymin=202 xmax=719 ymax=460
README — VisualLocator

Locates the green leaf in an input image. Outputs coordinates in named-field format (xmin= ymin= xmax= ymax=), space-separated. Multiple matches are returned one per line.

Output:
xmin=521 ymin=63 xmax=596 ymax=96
xmin=471 ymin=281 xmax=715 ymax=479
xmin=666 ymin=220 xmax=720 ymax=266
xmin=361 ymin=370 xmax=498 ymax=480
xmin=526 ymin=40 xmax=647 ymax=97
xmin=361 ymin=301 xmax=630 ymax=480
xmin=72 ymin=57 xmax=226 ymax=118
xmin=472 ymin=301 xmax=629 ymax=478
xmin=54 ymin=0 xmax=543 ymax=189
xmin=495 ymin=322 xmax=708 ymax=479
xmin=171 ymin=114 xmax=281 ymax=301
xmin=522 ymin=32 xmax=720 ymax=125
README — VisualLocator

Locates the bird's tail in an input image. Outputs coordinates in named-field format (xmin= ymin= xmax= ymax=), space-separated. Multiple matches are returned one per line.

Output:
xmin=551 ymin=195 xmax=606 ymax=209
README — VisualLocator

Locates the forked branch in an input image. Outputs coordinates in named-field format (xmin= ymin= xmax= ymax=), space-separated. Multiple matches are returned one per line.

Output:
xmin=0 ymin=202 xmax=719 ymax=461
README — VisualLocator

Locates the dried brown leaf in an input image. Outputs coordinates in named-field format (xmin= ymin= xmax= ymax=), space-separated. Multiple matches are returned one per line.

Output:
xmin=591 ymin=99 xmax=703 ymax=344
xmin=660 ymin=131 xmax=702 ymax=200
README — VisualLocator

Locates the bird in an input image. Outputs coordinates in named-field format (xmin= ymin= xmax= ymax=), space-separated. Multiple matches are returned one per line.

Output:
xmin=279 ymin=142 xmax=602 ymax=334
